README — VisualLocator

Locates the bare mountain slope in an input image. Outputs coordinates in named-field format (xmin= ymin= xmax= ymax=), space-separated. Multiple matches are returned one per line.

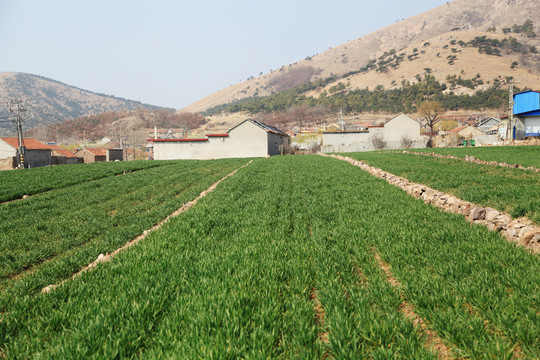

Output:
xmin=0 ymin=72 xmax=167 ymax=136
xmin=184 ymin=0 xmax=540 ymax=113
xmin=308 ymin=31 xmax=540 ymax=98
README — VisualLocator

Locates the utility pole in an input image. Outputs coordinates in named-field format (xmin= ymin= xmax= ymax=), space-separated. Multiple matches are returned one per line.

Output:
xmin=507 ymin=81 xmax=514 ymax=140
xmin=120 ymin=136 xmax=127 ymax=160
xmin=9 ymin=99 xmax=26 ymax=168
xmin=338 ymin=108 xmax=345 ymax=131
xmin=506 ymin=80 xmax=520 ymax=140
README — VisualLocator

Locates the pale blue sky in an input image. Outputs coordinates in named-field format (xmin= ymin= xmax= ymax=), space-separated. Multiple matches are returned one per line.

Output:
xmin=0 ymin=0 xmax=448 ymax=109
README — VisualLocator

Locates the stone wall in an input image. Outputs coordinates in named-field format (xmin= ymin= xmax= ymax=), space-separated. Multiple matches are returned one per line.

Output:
xmin=326 ymin=154 xmax=540 ymax=253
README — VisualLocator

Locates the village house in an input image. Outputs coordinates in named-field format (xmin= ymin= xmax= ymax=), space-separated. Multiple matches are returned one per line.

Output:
xmin=476 ymin=117 xmax=501 ymax=134
xmin=447 ymin=125 xmax=484 ymax=138
xmin=148 ymin=119 xmax=290 ymax=160
xmin=436 ymin=124 xmax=500 ymax=147
xmin=321 ymin=114 xmax=428 ymax=153
xmin=73 ymin=148 xmax=123 ymax=163
xmin=49 ymin=144 xmax=81 ymax=165
xmin=0 ymin=137 xmax=52 ymax=170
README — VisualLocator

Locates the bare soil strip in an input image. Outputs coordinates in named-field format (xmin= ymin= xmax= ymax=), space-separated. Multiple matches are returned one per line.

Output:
xmin=311 ymin=289 xmax=330 ymax=344
xmin=371 ymin=250 xmax=454 ymax=360
xmin=41 ymin=160 xmax=253 ymax=293
xmin=310 ymin=288 xmax=332 ymax=360
xmin=396 ymin=150 xmax=540 ymax=172
xmin=324 ymin=154 xmax=540 ymax=253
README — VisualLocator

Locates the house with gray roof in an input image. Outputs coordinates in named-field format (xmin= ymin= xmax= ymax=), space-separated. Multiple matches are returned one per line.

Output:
xmin=148 ymin=119 xmax=290 ymax=160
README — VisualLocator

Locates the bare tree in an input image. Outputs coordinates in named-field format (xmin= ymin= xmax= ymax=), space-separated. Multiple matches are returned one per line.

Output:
xmin=288 ymin=105 xmax=311 ymax=128
xmin=371 ymin=133 xmax=387 ymax=149
xmin=418 ymin=101 xmax=444 ymax=136
xmin=400 ymin=136 xmax=413 ymax=149
xmin=307 ymin=105 xmax=330 ymax=126
xmin=107 ymin=117 xmax=145 ymax=160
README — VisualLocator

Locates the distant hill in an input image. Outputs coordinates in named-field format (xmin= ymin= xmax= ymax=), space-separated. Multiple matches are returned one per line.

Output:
xmin=184 ymin=0 xmax=540 ymax=114
xmin=0 ymin=72 xmax=169 ymax=136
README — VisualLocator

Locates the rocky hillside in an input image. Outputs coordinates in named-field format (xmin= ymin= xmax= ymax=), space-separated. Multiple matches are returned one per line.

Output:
xmin=184 ymin=0 xmax=540 ymax=113
xmin=0 ymin=72 xmax=168 ymax=136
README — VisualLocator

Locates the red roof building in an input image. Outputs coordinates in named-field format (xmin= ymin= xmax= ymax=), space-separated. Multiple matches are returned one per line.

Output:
xmin=48 ymin=144 xmax=78 ymax=159
xmin=0 ymin=137 xmax=51 ymax=150
xmin=0 ymin=137 xmax=52 ymax=169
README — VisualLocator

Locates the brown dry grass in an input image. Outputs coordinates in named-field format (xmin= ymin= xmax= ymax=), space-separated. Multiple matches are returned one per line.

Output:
xmin=309 ymin=31 xmax=540 ymax=99
xmin=183 ymin=0 xmax=540 ymax=114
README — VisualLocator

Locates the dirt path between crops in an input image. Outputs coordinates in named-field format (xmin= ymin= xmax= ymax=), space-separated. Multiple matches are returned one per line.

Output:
xmin=311 ymin=289 xmax=330 ymax=345
xmin=372 ymin=250 xmax=454 ymax=359
xmin=42 ymin=160 xmax=253 ymax=293
xmin=323 ymin=154 xmax=540 ymax=253
xmin=395 ymin=150 xmax=540 ymax=172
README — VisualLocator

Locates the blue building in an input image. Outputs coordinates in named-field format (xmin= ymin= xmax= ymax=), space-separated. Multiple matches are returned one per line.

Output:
xmin=514 ymin=90 xmax=540 ymax=138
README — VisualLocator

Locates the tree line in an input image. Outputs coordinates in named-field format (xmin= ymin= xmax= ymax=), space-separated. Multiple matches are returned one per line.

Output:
xmin=27 ymin=109 xmax=207 ymax=144
xmin=204 ymin=75 xmax=510 ymax=117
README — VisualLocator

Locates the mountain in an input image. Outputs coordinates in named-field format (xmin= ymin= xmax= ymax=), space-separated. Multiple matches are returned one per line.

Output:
xmin=184 ymin=0 xmax=540 ymax=114
xmin=0 ymin=72 xmax=169 ymax=136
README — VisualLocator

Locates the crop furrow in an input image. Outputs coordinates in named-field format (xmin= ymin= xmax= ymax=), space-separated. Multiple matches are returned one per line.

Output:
xmin=42 ymin=160 xmax=253 ymax=293
xmin=372 ymin=249 xmax=454 ymax=360
xmin=0 ymin=160 xmax=175 ymax=203
xmin=406 ymin=145 xmax=540 ymax=169
xmin=394 ymin=150 xmax=540 ymax=172
xmin=0 ymin=159 xmax=249 ymax=310
xmin=1 ymin=155 xmax=538 ymax=358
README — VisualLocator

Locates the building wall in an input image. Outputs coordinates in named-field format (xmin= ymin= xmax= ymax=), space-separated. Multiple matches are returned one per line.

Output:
xmin=321 ymin=114 xmax=428 ymax=153
xmin=514 ymin=91 xmax=540 ymax=115
xmin=321 ymin=132 xmax=372 ymax=153
xmin=74 ymin=150 xmax=106 ymax=163
xmin=267 ymin=132 xmax=290 ymax=155
xmin=51 ymin=156 xmax=67 ymax=165
xmin=0 ymin=157 xmax=16 ymax=170
xmin=0 ymin=140 xmax=17 ymax=160
xmin=24 ymin=149 xmax=51 ymax=168
xmin=75 ymin=151 xmax=95 ymax=163
xmin=225 ymin=121 xmax=268 ymax=158
xmin=473 ymin=134 xmax=500 ymax=145
xmin=382 ymin=115 xmax=415 ymax=142
xmin=154 ymin=140 xmax=212 ymax=160
xmin=107 ymin=149 xmax=123 ymax=161
xmin=522 ymin=116 xmax=540 ymax=136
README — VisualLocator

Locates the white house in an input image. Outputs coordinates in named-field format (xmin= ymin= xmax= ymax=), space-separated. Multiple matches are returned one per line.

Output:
xmin=321 ymin=114 xmax=428 ymax=153
xmin=148 ymin=119 xmax=290 ymax=160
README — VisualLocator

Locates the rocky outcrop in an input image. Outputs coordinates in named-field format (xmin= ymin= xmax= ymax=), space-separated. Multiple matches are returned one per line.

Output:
xmin=326 ymin=154 xmax=540 ymax=253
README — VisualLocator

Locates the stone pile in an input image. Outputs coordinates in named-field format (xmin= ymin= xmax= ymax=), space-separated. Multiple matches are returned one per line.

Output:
xmin=327 ymin=154 xmax=540 ymax=253
xmin=399 ymin=150 xmax=539 ymax=172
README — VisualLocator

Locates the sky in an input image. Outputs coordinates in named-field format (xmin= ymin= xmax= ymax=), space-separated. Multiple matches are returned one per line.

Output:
xmin=0 ymin=0 xmax=449 ymax=109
